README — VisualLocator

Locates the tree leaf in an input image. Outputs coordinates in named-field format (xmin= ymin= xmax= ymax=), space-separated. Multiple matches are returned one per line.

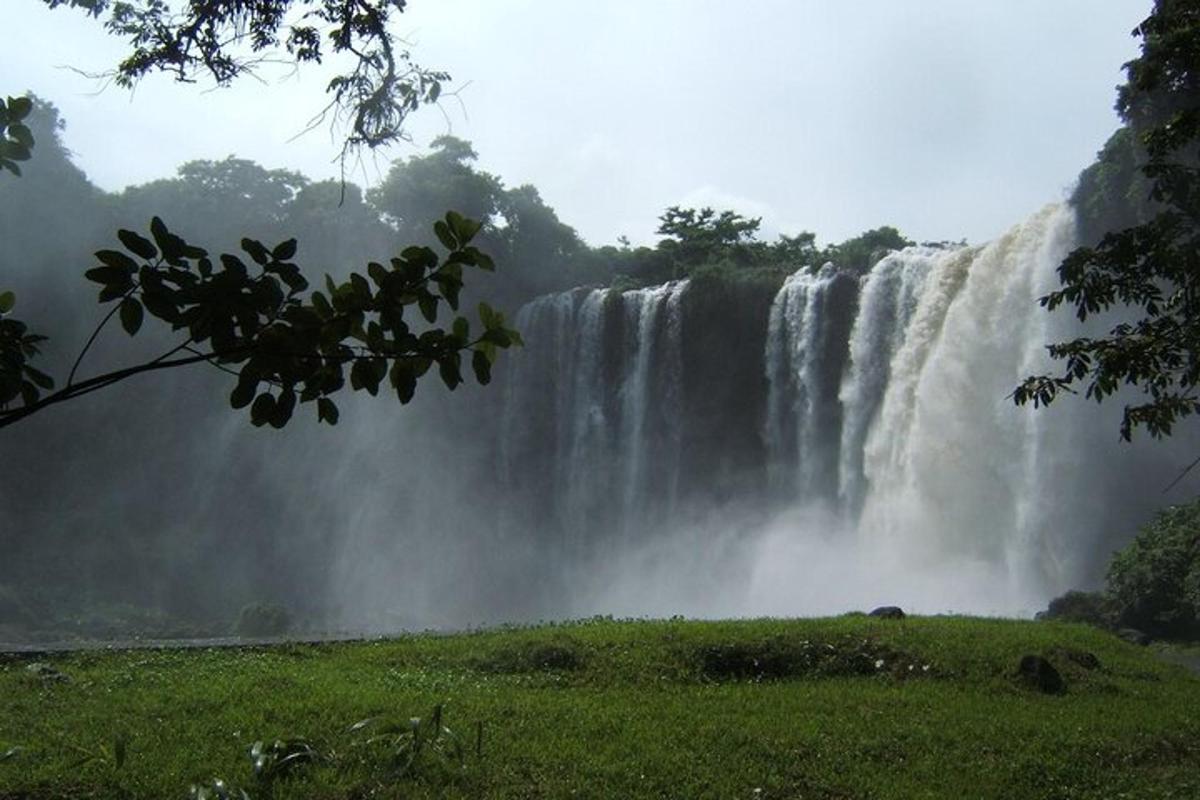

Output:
xmin=220 ymin=254 xmax=248 ymax=278
xmin=149 ymin=217 xmax=171 ymax=252
xmin=433 ymin=220 xmax=458 ymax=250
xmin=95 ymin=249 xmax=139 ymax=273
xmin=85 ymin=265 xmax=133 ymax=288
xmin=471 ymin=349 xmax=491 ymax=385
xmin=317 ymin=397 xmax=339 ymax=425
xmin=2 ymin=140 xmax=30 ymax=161
xmin=272 ymin=238 xmax=298 ymax=261
xmin=438 ymin=353 xmax=461 ymax=391
xmin=242 ymin=238 xmax=270 ymax=265
xmin=478 ymin=301 xmax=498 ymax=329
xmin=7 ymin=124 xmax=33 ymax=149
xmin=0 ymin=291 xmax=13 ymax=313
xmin=452 ymin=316 xmax=469 ymax=343
xmin=7 ymin=96 xmax=32 ymax=121
xmin=367 ymin=261 xmax=388 ymax=287
xmin=418 ymin=293 xmax=438 ymax=323
xmin=250 ymin=393 xmax=276 ymax=427
xmin=118 ymin=229 xmax=158 ymax=260
xmin=119 ymin=297 xmax=144 ymax=335
xmin=390 ymin=359 xmax=416 ymax=403
xmin=23 ymin=365 xmax=54 ymax=391
xmin=311 ymin=291 xmax=333 ymax=320
xmin=446 ymin=211 xmax=482 ymax=244
xmin=271 ymin=388 xmax=296 ymax=428
xmin=230 ymin=373 xmax=258 ymax=409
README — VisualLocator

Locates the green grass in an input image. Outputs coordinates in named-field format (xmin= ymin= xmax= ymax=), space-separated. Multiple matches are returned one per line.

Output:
xmin=1 ymin=616 xmax=1199 ymax=799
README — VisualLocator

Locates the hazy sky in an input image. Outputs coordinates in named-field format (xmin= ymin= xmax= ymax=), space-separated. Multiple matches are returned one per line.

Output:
xmin=5 ymin=1 xmax=1150 ymax=246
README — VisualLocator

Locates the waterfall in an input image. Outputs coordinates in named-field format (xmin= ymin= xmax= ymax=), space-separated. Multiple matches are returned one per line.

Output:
xmin=836 ymin=248 xmax=943 ymax=514
xmin=563 ymin=289 xmax=613 ymax=552
xmin=500 ymin=280 xmax=690 ymax=552
xmin=763 ymin=265 xmax=858 ymax=502
xmin=857 ymin=205 xmax=1084 ymax=596
xmin=483 ymin=200 xmax=1196 ymax=620
xmin=619 ymin=281 xmax=688 ymax=532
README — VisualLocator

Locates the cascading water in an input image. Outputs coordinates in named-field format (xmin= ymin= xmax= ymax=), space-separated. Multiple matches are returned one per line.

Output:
xmin=764 ymin=264 xmax=859 ymax=502
xmin=855 ymin=207 xmax=1077 ymax=598
xmin=835 ymin=248 xmax=938 ymax=514
xmin=856 ymin=204 xmax=1101 ymax=598
xmin=499 ymin=280 xmax=690 ymax=552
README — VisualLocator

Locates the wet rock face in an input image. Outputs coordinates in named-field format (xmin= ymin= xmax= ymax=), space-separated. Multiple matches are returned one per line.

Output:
xmin=868 ymin=606 xmax=906 ymax=620
xmin=1017 ymin=655 xmax=1065 ymax=694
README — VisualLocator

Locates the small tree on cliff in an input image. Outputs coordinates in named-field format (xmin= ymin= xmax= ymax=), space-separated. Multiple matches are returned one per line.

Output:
xmin=656 ymin=206 xmax=763 ymax=273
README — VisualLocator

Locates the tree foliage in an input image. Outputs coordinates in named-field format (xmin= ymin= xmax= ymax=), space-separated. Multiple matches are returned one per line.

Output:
xmin=1106 ymin=499 xmax=1200 ymax=638
xmin=608 ymin=206 xmax=913 ymax=287
xmin=821 ymin=226 xmax=913 ymax=275
xmin=656 ymin=206 xmax=762 ymax=271
xmin=367 ymin=136 xmax=596 ymax=305
xmin=116 ymin=157 xmax=311 ymax=247
xmin=369 ymin=137 xmax=504 ymax=243
xmin=44 ymin=0 xmax=446 ymax=155
xmin=1014 ymin=0 xmax=1200 ymax=441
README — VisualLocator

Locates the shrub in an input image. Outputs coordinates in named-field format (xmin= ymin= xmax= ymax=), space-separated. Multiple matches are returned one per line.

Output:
xmin=1106 ymin=500 xmax=1200 ymax=640
xmin=234 ymin=603 xmax=293 ymax=638
xmin=1036 ymin=590 xmax=1113 ymax=628
xmin=473 ymin=638 xmax=585 ymax=673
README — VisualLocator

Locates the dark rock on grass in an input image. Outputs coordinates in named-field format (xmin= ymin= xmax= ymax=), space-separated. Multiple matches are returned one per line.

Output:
xmin=1117 ymin=628 xmax=1151 ymax=646
xmin=1017 ymin=655 xmax=1065 ymax=694
xmin=868 ymin=606 xmax=906 ymax=620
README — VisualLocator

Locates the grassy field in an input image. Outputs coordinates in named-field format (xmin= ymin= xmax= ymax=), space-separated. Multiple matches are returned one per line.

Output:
xmin=1 ymin=615 xmax=1198 ymax=799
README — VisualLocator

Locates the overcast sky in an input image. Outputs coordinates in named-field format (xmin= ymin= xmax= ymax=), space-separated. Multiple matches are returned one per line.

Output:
xmin=5 ymin=0 xmax=1150 ymax=247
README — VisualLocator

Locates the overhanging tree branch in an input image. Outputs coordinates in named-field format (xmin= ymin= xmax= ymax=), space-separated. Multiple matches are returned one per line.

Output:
xmin=0 ymin=212 xmax=522 ymax=431
xmin=1014 ymin=0 xmax=1200 ymax=442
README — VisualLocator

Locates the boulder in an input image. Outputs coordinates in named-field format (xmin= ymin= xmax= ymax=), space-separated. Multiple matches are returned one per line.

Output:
xmin=868 ymin=606 xmax=906 ymax=620
xmin=1016 ymin=655 xmax=1065 ymax=694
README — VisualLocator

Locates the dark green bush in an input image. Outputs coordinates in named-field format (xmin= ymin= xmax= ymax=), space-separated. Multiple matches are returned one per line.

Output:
xmin=1036 ymin=590 xmax=1113 ymax=628
xmin=234 ymin=603 xmax=293 ymax=638
xmin=1106 ymin=501 xmax=1200 ymax=640
xmin=472 ymin=638 xmax=586 ymax=673
xmin=692 ymin=637 xmax=922 ymax=682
